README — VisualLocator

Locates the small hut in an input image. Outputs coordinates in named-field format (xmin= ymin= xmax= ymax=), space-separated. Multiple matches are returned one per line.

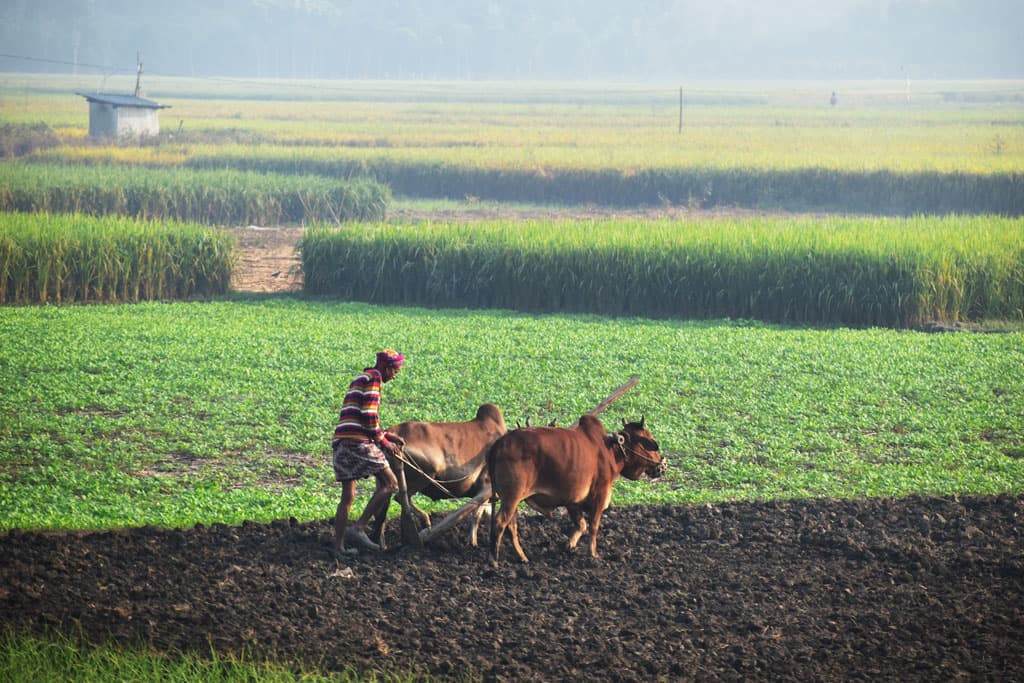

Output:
xmin=76 ymin=53 xmax=169 ymax=139
xmin=76 ymin=91 xmax=169 ymax=139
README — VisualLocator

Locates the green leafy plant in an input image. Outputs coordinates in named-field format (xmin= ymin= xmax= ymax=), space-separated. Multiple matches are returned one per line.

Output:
xmin=1 ymin=300 xmax=1021 ymax=531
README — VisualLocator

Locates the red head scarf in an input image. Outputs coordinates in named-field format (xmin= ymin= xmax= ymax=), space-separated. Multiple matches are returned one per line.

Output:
xmin=375 ymin=349 xmax=405 ymax=370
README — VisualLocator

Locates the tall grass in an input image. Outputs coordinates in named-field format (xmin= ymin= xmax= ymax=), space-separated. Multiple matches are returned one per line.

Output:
xmin=177 ymin=149 xmax=1024 ymax=215
xmin=0 ymin=163 xmax=390 ymax=225
xmin=0 ymin=212 xmax=236 ymax=304
xmin=299 ymin=216 xmax=1024 ymax=327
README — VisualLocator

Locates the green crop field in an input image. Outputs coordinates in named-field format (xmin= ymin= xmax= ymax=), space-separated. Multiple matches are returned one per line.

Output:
xmin=1 ymin=76 xmax=1022 ymax=530
xmin=1 ymin=300 xmax=1021 ymax=532
xmin=2 ymin=74 xmax=1024 ymax=681
xmin=4 ymin=75 xmax=1024 ymax=214
xmin=4 ymin=75 xmax=1023 ymax=175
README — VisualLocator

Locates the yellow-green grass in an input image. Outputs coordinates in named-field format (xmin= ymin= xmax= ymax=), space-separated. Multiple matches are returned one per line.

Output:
xmin=197 ymin=151 xmax=1024 ymax=214
xmin=29 ymin=104 xmax=1024 ymax=174
xmin=21 ymin=105 xmax=1023 ymax=213
xmin=6 ymin=76 xmax=1022 ymax=174
xmin=39 ymin=144 xmax=1021 ymax=214
xmin=6 ymin=76 xmax=1021 ymax=213
xmin=300 ymin=216 xmax=1024 ymax=328
xmin=0 ymin=162 xmax=390 ymax=224
xmin=0 ymin=212 xmax=236 ymax=304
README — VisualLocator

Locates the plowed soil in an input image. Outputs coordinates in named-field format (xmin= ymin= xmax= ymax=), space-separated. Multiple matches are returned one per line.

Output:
xmin=3 ymin=495 xmax=1022 ymax=681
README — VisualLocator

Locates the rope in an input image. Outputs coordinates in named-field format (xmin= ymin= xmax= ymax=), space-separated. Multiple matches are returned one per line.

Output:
xmin=390 ymin=446 xmax=478 ymax=499
xmin=615 ymin=432 xmax=661 ymax=465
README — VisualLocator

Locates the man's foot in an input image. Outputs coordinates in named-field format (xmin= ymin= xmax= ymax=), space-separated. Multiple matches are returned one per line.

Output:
xmin=345 ymin=527 xmax=381 ymax=551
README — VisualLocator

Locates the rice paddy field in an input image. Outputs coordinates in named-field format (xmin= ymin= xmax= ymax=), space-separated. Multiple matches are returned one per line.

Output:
xmin=299 ymin=216 xmax=1024 ymax=326
xmin=3 ymin=75 xmax=1022 ymax=172
xmin=1 ymin=75 xmax=1023 ymax=680
xmin=5 ymin=75 xmax=1023 ymax=216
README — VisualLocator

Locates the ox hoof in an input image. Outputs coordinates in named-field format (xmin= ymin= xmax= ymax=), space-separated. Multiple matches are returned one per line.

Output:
xmin=331 ymin=546 xmax=358 ymax=558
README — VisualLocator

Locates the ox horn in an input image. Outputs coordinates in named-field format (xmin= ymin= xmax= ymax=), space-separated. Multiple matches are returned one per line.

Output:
xmin=640 ymin=415 xmax=646 ymax=430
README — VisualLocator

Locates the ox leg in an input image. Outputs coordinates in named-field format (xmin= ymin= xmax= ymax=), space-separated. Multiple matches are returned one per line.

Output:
xmin=566 ymin=506 xmax=588 ymax=552
xmin=490 ymin=497 xmax=525 ymax=565
xmin=508 ymin=510 xmax=529 ymax=563
xmin=469 ymin=502 xmax=492 ymax=547
xmin=409 ymin=499 xmax=432 ymax=529
xmin=587 ymin=504 xmax=610 ymax=559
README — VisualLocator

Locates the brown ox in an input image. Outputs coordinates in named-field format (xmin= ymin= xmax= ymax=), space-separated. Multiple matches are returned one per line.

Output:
xmin=487 ymin=415 xmax=666 ymax=564
xmin=369 ymin=403 xmax=507 ymax=547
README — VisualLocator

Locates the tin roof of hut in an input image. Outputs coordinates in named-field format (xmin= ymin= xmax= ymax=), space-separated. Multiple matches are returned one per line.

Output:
xmin=75 ymin=92 xmax=170 ymax=109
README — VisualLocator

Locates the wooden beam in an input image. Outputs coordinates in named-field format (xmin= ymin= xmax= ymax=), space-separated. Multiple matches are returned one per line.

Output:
xmin=418 ymin=487 xmax=492 ymax=545
xmin=394 ymin=460 xmax=422 ymax=547
xmin=569 ymin=376 xmax=639 ymax=428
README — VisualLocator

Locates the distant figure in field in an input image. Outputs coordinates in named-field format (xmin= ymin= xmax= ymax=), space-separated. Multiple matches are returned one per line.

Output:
xmin=830 ymin=91 xmax=838 ymax=106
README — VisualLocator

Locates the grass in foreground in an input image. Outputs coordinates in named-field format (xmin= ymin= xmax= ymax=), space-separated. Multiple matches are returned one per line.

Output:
xmin=0 ymin=628 xmax=420 ymax=683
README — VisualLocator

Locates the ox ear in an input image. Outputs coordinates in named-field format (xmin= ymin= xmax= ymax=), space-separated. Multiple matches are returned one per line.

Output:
xmin=607 ymin=432 xmax=626 ymax=456
xmin=640 ymin=437 xmax=660 ymax=452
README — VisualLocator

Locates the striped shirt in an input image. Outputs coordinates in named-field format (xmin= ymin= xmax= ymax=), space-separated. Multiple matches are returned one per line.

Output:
xmin=333 ymin=367 xmax=388 ymax=445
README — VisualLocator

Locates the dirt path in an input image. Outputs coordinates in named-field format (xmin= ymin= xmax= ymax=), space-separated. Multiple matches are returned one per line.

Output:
xmin=2 ymin=496 xmax=1022 ymax=681
xmin=230 ymin=226 xmax=305 ymax=294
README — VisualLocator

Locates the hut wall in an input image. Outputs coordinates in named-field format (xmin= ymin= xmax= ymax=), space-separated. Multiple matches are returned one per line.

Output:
xmin=87 ymin=102 xmax=118 ymax=138
xmin=87 ymin=102 xmax=160 ymax=138
xmin=115 ymin=107 xmax=160 ymax=137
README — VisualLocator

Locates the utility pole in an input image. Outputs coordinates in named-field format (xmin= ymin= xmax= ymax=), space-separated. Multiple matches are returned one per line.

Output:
xmin=134 ymin=50 xmax=143 ymax=98
xmin=678 ymin=86 xmax=683 ymax=133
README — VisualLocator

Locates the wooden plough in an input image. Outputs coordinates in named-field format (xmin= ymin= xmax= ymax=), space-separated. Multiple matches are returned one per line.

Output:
xmin=397 ymin=377 xmax=639 ymax=547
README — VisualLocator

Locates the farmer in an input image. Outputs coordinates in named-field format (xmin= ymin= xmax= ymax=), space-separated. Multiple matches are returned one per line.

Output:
xmin=331 ymin=349 xmax=406 ymax=554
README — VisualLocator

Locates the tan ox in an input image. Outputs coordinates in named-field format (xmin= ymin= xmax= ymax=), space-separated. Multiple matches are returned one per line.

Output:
xmin=369 ymin=403 xmax=507 ymax=547
xmin=487 ymin=415 xmax=665 ymax=564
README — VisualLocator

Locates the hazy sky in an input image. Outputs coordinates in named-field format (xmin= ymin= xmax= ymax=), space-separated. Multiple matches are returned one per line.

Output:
xmin=1 ymin=0 xmax=1021 ymax=80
